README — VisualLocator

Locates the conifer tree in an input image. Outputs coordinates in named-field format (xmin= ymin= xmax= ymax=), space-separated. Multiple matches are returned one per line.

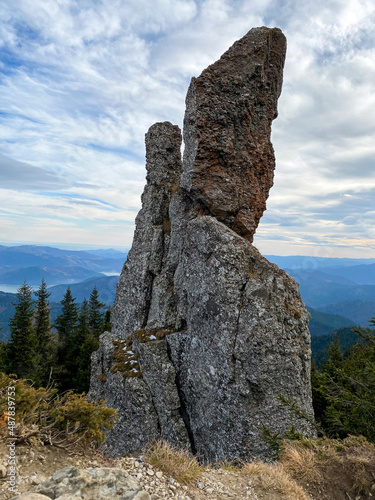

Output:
xmin=88 ymin=286 xmax=105 ymax=338
xmin=54 ymin=287 xmax=78 ymax=390
xmin=7 ymin=282 xmax=36 ymax=379
xmin=322 ymin=334 xmax=342 ymax=378
xmin=34 ymin=279 xmax=53 ymax=385
xmin=75 ymin=299 xmax=91 ymax=348
xmin=55 ymin=287 xmax=78 ymax=349
xmin=73 ymin=298 xmax=99 ymax=392
xmin=70 ymin=299 xmax=99 ymax=393
xmin=0 ymin=341 xmax=7 ymax=373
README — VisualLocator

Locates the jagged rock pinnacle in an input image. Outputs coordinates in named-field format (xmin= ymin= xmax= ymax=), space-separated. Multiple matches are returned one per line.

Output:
xmin=89 ymin=27 xmax=315 ymax=463
xmin=182 ymin=27 xmax=286 ymax=240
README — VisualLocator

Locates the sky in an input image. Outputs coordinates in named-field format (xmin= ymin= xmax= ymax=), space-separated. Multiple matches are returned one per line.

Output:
xmin=0 ymin=0 xmax=374 ymax=258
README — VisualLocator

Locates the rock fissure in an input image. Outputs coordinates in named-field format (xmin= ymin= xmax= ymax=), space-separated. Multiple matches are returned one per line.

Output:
xmin=165 ymin=338 xmax=197 ymax=455
xmin=232 ymin=276 xmax=250 ymax=380
xmin=89 ymin=26 xmax=316 ymax=462
xmin=141 ymin=270 xmax=156 ymax=329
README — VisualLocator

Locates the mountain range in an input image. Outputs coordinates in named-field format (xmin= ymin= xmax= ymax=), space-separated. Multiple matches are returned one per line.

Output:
xmin=265 ymin=256 xmax=375 ymax=327
xmin=0 ymin=247 xmax=374 ymax=352
xmin=0 ymin=245 xmax=127 ymax=288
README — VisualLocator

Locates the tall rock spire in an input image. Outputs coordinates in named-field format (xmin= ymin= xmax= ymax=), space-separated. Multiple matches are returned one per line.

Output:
xmin=89 ymin=27 xmax=316 ymax=462
xmin=182 ymin=27 xmax=286 ymax=240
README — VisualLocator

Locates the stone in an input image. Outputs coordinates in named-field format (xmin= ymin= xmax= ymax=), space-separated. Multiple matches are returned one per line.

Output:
xmin=135 ymin=338 xmax=190 ymax=449
xmin=133 ymin=493 xmax=151 ymax=500
xmin=89 ymin=26 xmax=315 ymax=463
xmin=10 ymin=495 xmax=51 ymax=500
xmin=24 ymin=467 xmax=147 ymax=500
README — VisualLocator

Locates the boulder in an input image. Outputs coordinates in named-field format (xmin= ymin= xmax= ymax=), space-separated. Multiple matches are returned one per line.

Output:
xmin=19 ymin=466 xmax=148 ymax=500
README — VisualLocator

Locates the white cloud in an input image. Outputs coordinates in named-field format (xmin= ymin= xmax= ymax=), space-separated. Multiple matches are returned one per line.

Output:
xmin=0 ymin=0 xmax=374 ymax=256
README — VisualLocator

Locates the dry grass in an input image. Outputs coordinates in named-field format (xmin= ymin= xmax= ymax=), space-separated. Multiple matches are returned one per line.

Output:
xmin=219 ymin=459 xmax=240 ymax=471
xmin=242 ymin=461 xmax=308 ymax=500
xmin=280 ymin=436 xmax=375 ymax=498
xmin=280 ymin=441 xmax=322 ymax=482
xmin=145 ymin=441 xmax=204 ymax=485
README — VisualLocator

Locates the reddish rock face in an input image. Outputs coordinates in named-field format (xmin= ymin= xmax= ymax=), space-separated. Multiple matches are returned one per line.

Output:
xmin=181 ymin=27 xmax=286 ymax=241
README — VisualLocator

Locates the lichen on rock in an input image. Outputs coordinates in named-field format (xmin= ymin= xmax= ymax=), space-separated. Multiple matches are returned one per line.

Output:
xmin=89 ymin=26 xmax=316 ymax=462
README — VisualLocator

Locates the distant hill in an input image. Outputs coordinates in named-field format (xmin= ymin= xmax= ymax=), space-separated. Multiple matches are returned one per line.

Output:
xmin=307 ymin=307 xmax=355 ymax=337
xmin=268 ymin=257 xmax=375 ymax=332
xmin=322 ymin=263 xmax=375 ymax=286
xmin=316 ymin=300 xmax=375 ymax=326
xmin=86 ymin=249 xmax=129 ymax=260
xmin=48 ymin=275 xmax=118 ymax=305
xmin=285 ymin=268 xmax=375 ymax=309
xmin=0 ymin=266 xmax=103 ymax=286
xmin=0 ymin=291 xmax=16 ymax=342
xmin=265 ymin=255 xmax=375 ymax=270
xmin=0 ymin=245 xmax=126 ymax=274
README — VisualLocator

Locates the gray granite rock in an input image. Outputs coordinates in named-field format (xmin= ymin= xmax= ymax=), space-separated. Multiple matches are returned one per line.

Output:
xmin=111 ymin=121 xmax=182 ymax=337
xmin=135 ymin=338 xmax=191 ymax=450
xmin=168 ymin=216 xmax=313 ymax=461
xmin=89 ymin=26 xmax=315 ymax=461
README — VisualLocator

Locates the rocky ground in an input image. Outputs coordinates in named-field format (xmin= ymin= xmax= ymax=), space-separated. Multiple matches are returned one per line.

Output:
xmin=0 ymin=441 xmax=306 ymax=500
xmin=1 ymin=440 xmax=374 ymax=500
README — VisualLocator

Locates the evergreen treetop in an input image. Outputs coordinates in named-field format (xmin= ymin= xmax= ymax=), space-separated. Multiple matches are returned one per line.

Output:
xmin=7 ymin=281 xmax=36 ymax=379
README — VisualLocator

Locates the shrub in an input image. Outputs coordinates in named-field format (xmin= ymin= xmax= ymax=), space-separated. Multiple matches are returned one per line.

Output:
xmin=0 ymin=372 xmax=117 ymax=449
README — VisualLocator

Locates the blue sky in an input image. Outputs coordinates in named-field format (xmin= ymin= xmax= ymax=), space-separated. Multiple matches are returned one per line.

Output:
xmin=0 ymin=0 xmax=374 ymax=257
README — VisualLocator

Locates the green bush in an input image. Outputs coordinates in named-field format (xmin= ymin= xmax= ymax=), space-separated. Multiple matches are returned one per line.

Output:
xmin=0 ymin=372 xmax=117 ymax=447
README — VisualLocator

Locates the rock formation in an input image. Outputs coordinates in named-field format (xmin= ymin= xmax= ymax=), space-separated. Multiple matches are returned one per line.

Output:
xmin=89 ymin=26 xmax=315 ymax=462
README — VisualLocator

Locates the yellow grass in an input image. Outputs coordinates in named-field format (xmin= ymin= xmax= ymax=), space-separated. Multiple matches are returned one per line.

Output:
xmin=242 ymin=460 xmax=308 ymax=500
xmin=280 ymin=441 xmax=322 ymax=482
xmin=145 ymin=440 xmax=204 ymax=485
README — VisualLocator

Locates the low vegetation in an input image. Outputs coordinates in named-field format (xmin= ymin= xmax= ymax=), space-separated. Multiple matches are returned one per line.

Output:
xmin=312 ymin=323 xmax=375 ymax=442
xmin=0 ymin=372 xmax=117 ymax=450
xmin=111 ymin=327 xmax=178 ymax=378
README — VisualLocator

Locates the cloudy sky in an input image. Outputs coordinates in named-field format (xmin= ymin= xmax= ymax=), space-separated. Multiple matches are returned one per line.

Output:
xmin=0 ymin=0 xmax=374 ymax=257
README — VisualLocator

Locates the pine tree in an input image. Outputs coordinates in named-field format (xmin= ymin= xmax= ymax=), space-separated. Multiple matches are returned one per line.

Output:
xmin=55 ymin=287 xmax=78 ymax=349
xmin=74 ymin=299 xmax=99 ymax=392
xmin=7 ymin=282 xmax=36 ymax=379
xmin=322 ymin=334 xmax=342 ymax=378
xmin=70 ymin=299 xmax=99 ymax=393
xmin=88 ymin=286 xmax=105 ymax=338
xmin=54 ymin=287 xmax=78 ymax=390
xmin=0 ymin=341 xmax=7 ymax=373
xmin=33 ymin=279 xmax=53 ymax=385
